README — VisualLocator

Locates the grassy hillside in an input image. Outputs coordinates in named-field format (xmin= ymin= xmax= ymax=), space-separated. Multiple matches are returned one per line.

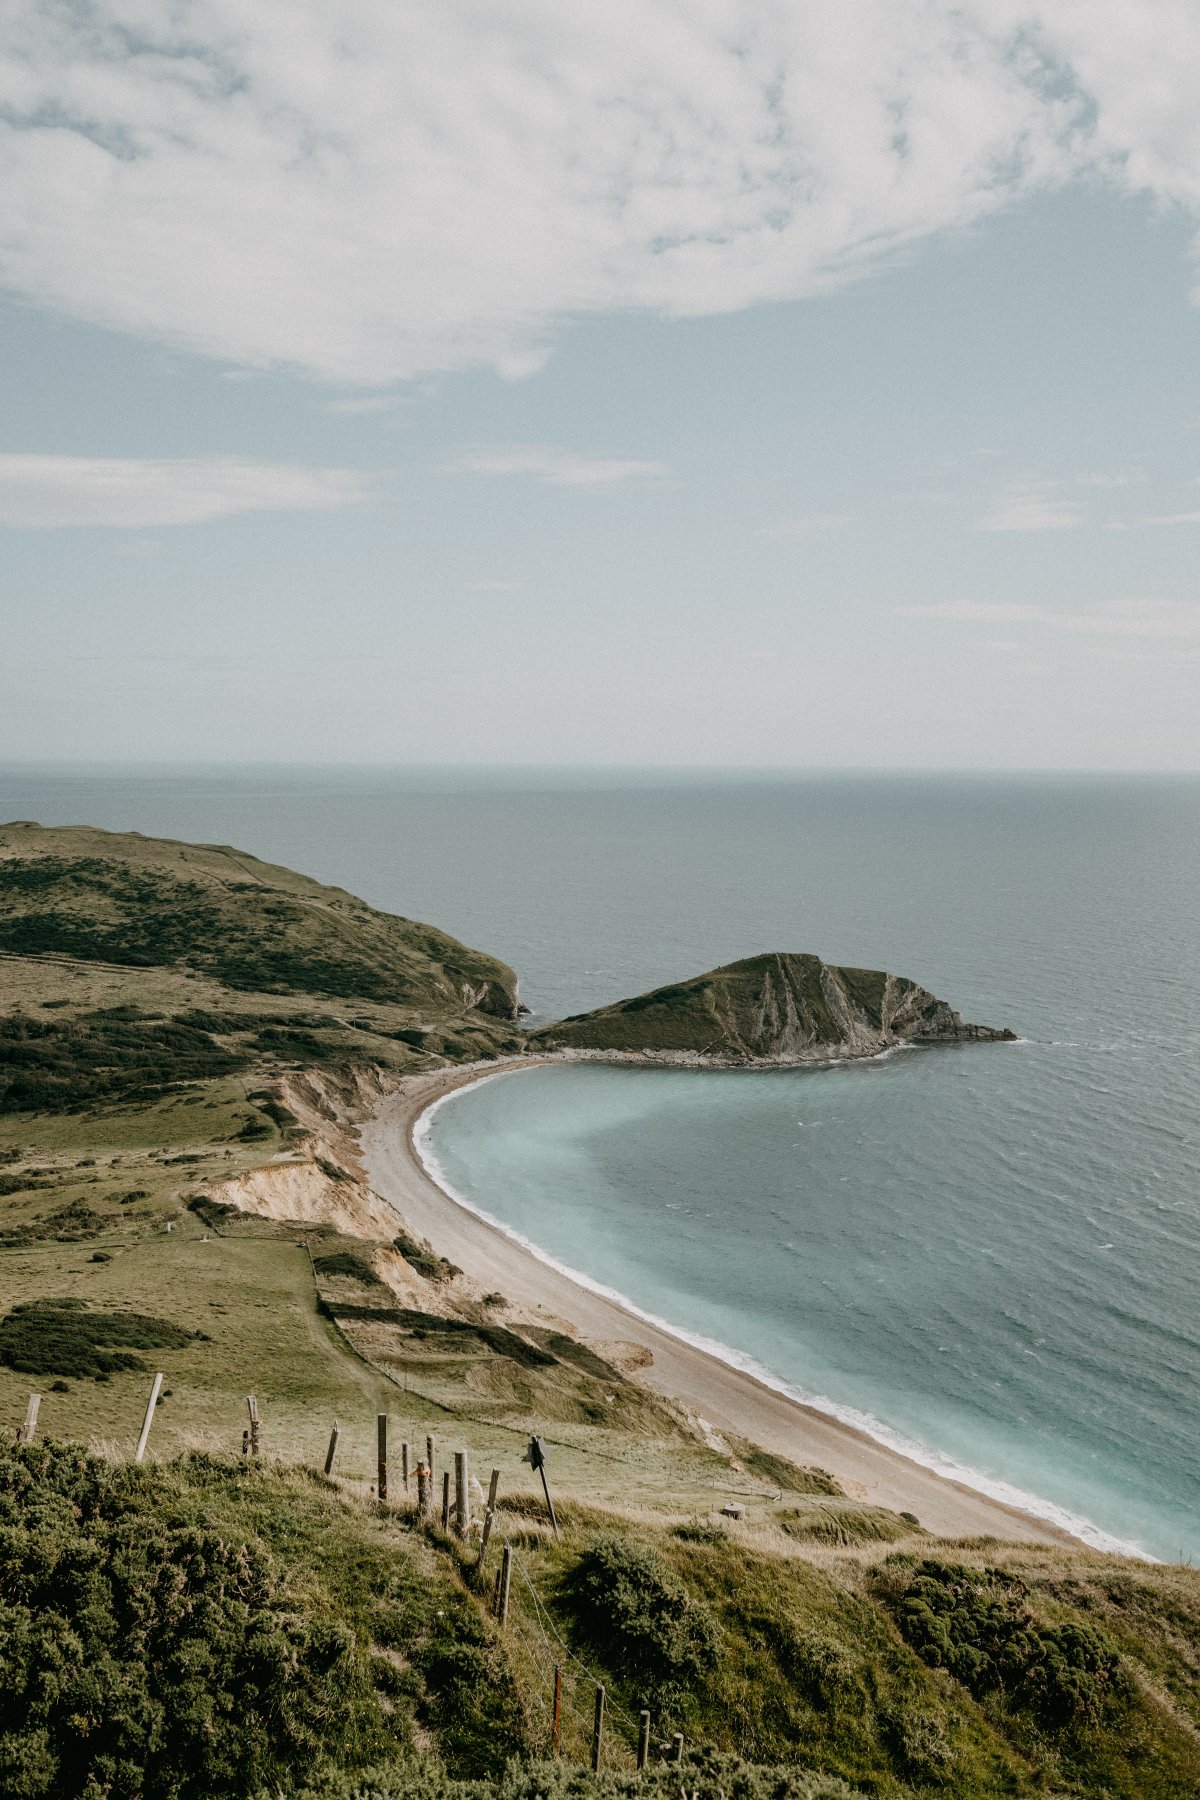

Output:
xmin=0 ymin=823 xmax=525 ymax=1114
xmin=532 ymin=952 xmax=1014 ymax=1061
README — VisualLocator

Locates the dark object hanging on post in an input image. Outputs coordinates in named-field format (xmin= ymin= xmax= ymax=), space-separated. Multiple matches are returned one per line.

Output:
xmin=521 ymin=1434 xmax=559 ymax=1537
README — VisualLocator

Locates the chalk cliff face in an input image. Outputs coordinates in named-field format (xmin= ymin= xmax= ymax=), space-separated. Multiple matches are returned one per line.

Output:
xmin=530 ymin=953 xmax=1015 ymax=1065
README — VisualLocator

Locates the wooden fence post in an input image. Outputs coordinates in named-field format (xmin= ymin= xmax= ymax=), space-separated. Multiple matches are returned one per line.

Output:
xmin=671 ymin=1732 xmax=684 ymax=1764
xmin=426 ymin=1434 xmax=434 ymax=1489
xmin=591 ymin=1684 xmax=605 ymax=1772
xmin=440 ymin=1469 xmax=451 ymax=1530
xmin=498 ymin=1544 xmax=512 ymax=1628
xmin=477 ymin=1467 xmax=500 ymax=1567
xmin=246 ymin=1395 xmax=260 ymax=1459
xmin=637 ymin=1710 xmax=651 ymax=1770
xmin=416 ymin=1461 xmax=429 ymax=1513
xmin=324 ymin=1423 xmax=340 ymax=1476
xmin=552 ymin=1666 xmax=563 ymax=1754
xmin=454 ymin=1449 xmax=470 ymax=1537
xmin=377 ymin=1413 xmax=388 ymax=1501
xmin=135 ymin=1374 xmax=163 ymax=1464
xmin=402 ymin=1440 xmax=410 ymax=1491
xmin=19 ymin=1394 xmax=40 ymax=1444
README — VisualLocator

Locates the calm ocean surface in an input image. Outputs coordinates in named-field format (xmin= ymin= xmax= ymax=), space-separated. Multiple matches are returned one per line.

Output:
xmin=3 ymin=767 xmax=1198 ymax=1559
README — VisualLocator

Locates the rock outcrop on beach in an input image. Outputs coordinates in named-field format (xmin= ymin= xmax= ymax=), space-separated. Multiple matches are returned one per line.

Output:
xmin=530 ymin=952 xmax=1015 ymax=1064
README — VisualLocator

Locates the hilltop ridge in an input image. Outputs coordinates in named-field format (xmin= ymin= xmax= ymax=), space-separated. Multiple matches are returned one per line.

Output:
xmin=532 ymin=950 xmax=1015 ymax=1063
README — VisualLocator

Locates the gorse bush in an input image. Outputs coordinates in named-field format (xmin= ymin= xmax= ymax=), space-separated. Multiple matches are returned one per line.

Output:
xmin=887 ymin=1559 xmax=1130 ymax=1730
xmin=560 ymin=1535 xmax=718 ymax=1708
xmin=0 ymin=1442 xmax=370 ymax=1800
xmin=0 ymin=1299 xmax=194 ymax=1378
xmin=0 ymin=1009 xmax=247 ymax=1113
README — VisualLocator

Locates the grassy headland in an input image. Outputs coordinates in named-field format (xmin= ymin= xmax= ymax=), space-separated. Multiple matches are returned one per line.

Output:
xmin=531 ymin=952 xmax=1015 ymax=1061
xmin=1 ymin=823 xmax=1198 ymax=1799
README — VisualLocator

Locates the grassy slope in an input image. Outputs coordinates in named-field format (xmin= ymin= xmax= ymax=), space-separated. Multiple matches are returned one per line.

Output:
xmin=2 ymin=828 xmax=1199 ymax=1799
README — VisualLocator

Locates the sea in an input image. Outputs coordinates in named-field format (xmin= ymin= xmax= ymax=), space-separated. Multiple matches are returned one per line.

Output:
xmin=2 ymin=765 xmax=1198 ymax=1561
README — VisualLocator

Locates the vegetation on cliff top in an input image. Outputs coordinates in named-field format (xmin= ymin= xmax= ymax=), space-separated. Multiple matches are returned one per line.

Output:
xmin=3 ymin=1444 xmax=1200 ymax=1800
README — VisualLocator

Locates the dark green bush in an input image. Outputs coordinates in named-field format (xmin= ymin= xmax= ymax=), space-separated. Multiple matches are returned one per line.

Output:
xmin=560 ymin=1535 xmax=718 ymax=1707
xmin=392 ymin=1232 xmax=459 ymax=1282
xmin=0 ymin=1010 xmax=247 ymax=1114
xmin=887 ymin=1559 xmax=1130 ymax=1730
xmin=313 ymin=1252 xmax=383 ymax=1287
xmin=0 ymin=1299 xmax=194 ymax=1378
xmin=0 ymin=1441 xmax=370 ymax=1799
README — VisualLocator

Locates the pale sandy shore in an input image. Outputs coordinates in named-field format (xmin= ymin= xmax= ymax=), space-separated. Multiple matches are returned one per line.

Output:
xmin=360 ymin=1061 xmax=1075 ymax=1547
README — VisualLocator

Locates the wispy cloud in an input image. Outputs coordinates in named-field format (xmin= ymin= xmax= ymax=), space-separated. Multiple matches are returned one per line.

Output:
xmin=324 ymin=394 xmax=409 ymax=416
xmin=756 ymin=514 xmax=855 ymax=538
xmin=0 ymin=455 xmax=372 ymax=528
xmin=465 ymin=579 xmax=527 ymax=592
xmin=439 ymin=447 xmax=667 ymax=488
xmin=898 ymin=598 xmax=1200 ymax=638
xmin=976 ymin=495 xmax=1085 ymax=532
xmin=1106 ymin=511 xmax=1200 ymax=529
xmin=3 ymin=5 xmax=1194 ymax=384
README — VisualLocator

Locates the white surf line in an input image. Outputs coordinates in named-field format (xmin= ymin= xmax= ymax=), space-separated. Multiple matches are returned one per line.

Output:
xmin=410 ymin=1072 xmax=1156 ymax=1562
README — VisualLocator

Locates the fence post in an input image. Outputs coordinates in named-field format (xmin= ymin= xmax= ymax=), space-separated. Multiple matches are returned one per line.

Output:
xmin=591 ymin=1684 xmax=605 ymax=1772
xmin=377 ymin=1413 xmax=388 ymax=1501
xmin=671 ymin=1732 xmax=684 ymax=1764
xmin=246 ymin=1395 xmax=260 ymax=1459
xmin=638 ymin=1710 xmax=651 ymax=1770
xmin=498 ymin=1544 xmax=512 ymax=1627
xmin=552 ymin=1665 xmax=563 ymax=1754
xmin=402 ymin=1440 xmax=410 ymax=1492
xmin=416 ymin=1461 xmax=429 ymax=1513
xmin=324 ymin=1422 xmax=340 ymax=1476
xmin=477 ymin=1467 xmax=500 ymax=1567
xmin=426 ymin=1434 xmax=434 ymax=1490
xmin=19 ymin=1394 xmax=40 ymax=1444
xmin=454 ymin=1449 xmax=470 ymax=1537
xmin=135 ymin=1373 xmax=163 ymax=1464
xmin=440 ymin=1470 xmax=451 ymax=1530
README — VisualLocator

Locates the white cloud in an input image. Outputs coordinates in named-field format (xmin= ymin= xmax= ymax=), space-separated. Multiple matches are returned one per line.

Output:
xmin=899 ymin=597 xmax=1200 ymax=637
xmin=0 ymin=454 xmax=371 ymax=527
xmin=977 ymin=494 xmax=1085 ymax=532
xmin=439 ymin=447 xmax=667 ymax=487
xmin=5 ymin=2 xmax=1198 ymax=384
xmin=465 ymin=579 xmax=527 ymax=592
xmin=1106 ymin=510 xmax=1200 ymax=528
xmin=757 ymin=514 xmax=855 ymax=537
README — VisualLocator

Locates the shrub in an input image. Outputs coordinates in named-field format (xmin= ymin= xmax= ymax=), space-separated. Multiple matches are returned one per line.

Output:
xmin=392 ymin=1232 xmax=459 ymax=1282
xmin=0 ymin=1441 xmax=370 ymax=1799
xmin=0 ymin=1299 xmax=194 ymax=1378
xmin=886 ymin=1559 xmax=1130 ymax=1730
xmin=0 ymin=1009 xmax=248 ymax=1114
xmin=313 ymin=1252 xmax=383 ymax=1287
xmin=560 ymin=1535 xmax=718 ymax=1707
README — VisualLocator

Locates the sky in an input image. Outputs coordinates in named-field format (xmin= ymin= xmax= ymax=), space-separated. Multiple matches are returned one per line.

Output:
xmin=3 ymin=1 xmax=1200 ymax=770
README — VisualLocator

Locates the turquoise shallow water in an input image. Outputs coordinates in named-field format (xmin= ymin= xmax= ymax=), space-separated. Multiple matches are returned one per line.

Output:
xmin=3 ymin=768 xmax=1198 ymax=1559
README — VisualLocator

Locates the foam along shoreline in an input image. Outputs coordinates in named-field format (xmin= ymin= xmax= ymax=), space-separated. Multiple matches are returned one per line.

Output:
xmin=359 ymin=1061 xmax=1140 ymax=1555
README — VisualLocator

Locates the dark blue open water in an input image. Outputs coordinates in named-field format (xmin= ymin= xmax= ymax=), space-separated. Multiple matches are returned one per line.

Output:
xmin=3 ymin=767 xmax=1197 ymax=1558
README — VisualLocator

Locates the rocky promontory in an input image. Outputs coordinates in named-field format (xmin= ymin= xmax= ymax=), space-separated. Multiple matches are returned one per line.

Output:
xmin=530 ymin=951 xmax=1016 ymax=1065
